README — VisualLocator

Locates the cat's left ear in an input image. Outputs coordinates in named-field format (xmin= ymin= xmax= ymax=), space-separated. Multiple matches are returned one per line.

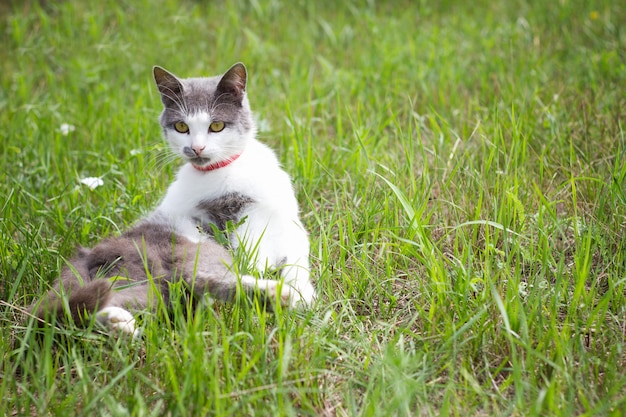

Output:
xmin=153 ymin=66 xmax=184 ymax=107
xmin=216 ymin=63 xmax=247 ymax=103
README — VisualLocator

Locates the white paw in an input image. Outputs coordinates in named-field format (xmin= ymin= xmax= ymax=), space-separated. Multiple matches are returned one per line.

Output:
xmin=96 ymin=306 xmax=140 ymax=339
xmin=239 ymin=275 xmax=316 ymax=309
xmin=281 ymin=282 xmax=317 ymax=309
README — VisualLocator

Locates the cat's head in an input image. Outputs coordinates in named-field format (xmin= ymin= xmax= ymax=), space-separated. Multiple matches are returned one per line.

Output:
xmin=153 ymin=63 xmax=255 ymax=170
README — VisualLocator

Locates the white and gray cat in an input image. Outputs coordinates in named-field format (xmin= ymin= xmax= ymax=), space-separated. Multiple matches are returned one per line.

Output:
xmin=30 ymin=63 xmax=315 ymax=337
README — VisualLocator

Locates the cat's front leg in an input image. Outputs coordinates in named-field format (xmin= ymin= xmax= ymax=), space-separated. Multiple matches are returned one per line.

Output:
xmin=247 ymin=252 xmax=316 ymax=308
xmin=235 ymin=216 xmax=316 ymax=308
xmin=244 ymin=258 xmax=315 ymax=308
xmin=279 ymin=262 xmax=317 ymax=308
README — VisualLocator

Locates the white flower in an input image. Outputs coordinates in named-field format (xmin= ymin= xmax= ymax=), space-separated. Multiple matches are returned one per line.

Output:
xmin=80 ymin=176 xmax=104 ymax=190
xmin=59 ymin=123 xmax=76 ymax=135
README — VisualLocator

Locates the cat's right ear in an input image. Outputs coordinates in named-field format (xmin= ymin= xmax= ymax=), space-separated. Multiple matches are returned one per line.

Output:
xmin=153 ymin=66 xmax=184 ymax=107
xmin=215 ymin=63 xmax=247 ymax=104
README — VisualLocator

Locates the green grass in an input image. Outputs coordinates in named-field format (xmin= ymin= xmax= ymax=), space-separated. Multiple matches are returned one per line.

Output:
xmin=1 ymin=0 xmax=625 ymax=415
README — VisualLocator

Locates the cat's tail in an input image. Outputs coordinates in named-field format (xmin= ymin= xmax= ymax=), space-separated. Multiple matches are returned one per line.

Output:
xmin=28 ymin=280 xmax=112 ymax=327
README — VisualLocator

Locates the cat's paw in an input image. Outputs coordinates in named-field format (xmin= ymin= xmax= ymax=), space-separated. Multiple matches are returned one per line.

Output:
xmin=280 ymin=282 xmax=316 ymax=309
xmin=96 ymin=306 xmax=140 ymax=339
xmin=239 ymin=275 xmax=316 ymax=310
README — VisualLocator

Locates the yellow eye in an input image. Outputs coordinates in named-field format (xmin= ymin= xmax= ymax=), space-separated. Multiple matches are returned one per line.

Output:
xmin=209 ymin=121 xmax=225 ymax=132
xmin=174 ymin=121 xmax=189 ymax=133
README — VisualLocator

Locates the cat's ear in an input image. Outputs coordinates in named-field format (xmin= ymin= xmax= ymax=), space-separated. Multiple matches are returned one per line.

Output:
xmin=153 ymin=66 xmax=184 ymax=107
xmin=215 ymin=63 xmax=247 ymax=104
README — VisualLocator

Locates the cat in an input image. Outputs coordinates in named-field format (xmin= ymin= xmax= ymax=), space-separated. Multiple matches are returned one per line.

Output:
xmin=29 ymin=63 xmax=315 ymax=337
xmin=149 ymin=62 xmax=316 ymax=308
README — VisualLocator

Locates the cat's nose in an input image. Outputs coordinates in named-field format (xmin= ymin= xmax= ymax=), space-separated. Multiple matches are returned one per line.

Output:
xmin=191 ymin=145 xmax=205 ymax=156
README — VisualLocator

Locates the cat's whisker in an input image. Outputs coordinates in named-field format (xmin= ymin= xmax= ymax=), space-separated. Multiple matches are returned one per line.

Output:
xmin=209 ymin=94 xmax=244 ymax=115
xmin=159 ymin=89 xmax=188 ymax=117
xmin=155 ymin=79 xmax=189 ymax=116
xmin=213 ymin=91 xmax=238 ymax=104
xmin=141 ymin=141 xmax=180 ymax=172
xmin=150 ymin=152 xmax=179 ymax=172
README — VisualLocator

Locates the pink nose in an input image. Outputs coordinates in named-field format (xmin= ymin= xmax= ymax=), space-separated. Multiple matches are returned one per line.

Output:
xmin=191 ymin=145 xmax=205 ymax=156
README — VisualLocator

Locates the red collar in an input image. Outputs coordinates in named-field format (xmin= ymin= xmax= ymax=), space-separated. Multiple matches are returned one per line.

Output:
xmin=192 ymin=153 xmax=241 ymax=172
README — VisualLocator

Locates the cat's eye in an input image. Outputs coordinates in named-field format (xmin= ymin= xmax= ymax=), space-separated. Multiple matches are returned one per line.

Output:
xmin=209 ymin=121 xmax=225 ymax=132
xmin=174 ymin=121 xmax=189 ymax=133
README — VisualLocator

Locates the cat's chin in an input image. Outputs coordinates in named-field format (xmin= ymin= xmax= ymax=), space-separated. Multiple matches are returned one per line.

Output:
xmin=187 ymin=157 xmax=212 ymax=166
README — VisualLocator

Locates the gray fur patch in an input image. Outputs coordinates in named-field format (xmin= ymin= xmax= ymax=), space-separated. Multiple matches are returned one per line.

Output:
xmin=197 ymin=192 xmax=255 ymax=232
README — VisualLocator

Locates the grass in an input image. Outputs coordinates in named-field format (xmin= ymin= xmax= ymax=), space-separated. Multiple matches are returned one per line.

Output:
xmin=1 ymin=0 xmax=625 ymax=415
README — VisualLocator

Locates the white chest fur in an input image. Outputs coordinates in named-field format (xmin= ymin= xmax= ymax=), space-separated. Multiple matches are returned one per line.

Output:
xmin=154 ymin=139 xmax=315 ymax=307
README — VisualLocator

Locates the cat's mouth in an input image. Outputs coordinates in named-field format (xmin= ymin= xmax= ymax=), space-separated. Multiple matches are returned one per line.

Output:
xmin=188 ymin=157 xmax=212 ymax=166
xmin=189 ymin=153 xmax=242 ymax=172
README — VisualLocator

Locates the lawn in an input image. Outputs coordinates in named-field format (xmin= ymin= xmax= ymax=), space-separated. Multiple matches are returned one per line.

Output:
xmin=1 ymin=0 xmax=625 ymax=415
